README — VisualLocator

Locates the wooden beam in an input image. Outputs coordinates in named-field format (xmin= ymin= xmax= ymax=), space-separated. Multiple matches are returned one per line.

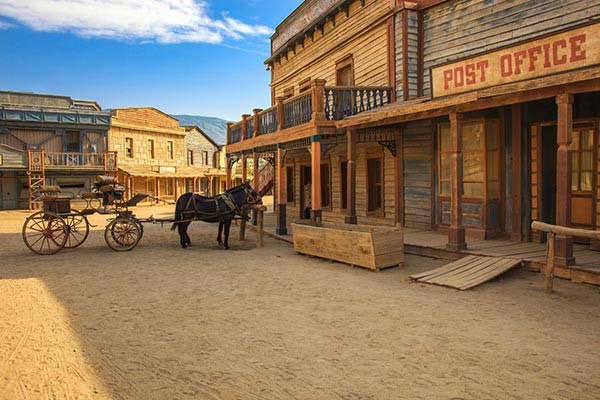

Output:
xmin=554 ymin=94 xmax=575 ymax=266
xmin=345 ymin=129 xmax=357 ymax=224
xmin=511 ymin=103 xmax=523 ymax=242
xmin=310 ymin=137 xmax=322 ymax=225
xmin=447 ymin=112 xmax=466 ymax=251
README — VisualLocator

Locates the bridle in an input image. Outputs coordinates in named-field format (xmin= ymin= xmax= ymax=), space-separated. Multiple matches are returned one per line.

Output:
xmin=218 ymin=185 xmax=261 ymax=217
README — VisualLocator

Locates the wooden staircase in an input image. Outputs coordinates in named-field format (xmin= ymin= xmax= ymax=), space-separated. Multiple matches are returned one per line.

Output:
xmin=258 ymin=163 xmax=274 ymax=197
xmin=27 ymin=150 xmax=46 ymax=210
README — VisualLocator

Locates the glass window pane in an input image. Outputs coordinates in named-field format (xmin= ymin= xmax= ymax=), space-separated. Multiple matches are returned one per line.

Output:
xmin=571 ymin=154 xmax=580 ymax=172
xmin=463 ymin=182 xmax=484 ymax=197
xmin=439 ymin=124 xmax=450 ymax=152
xmin=581 ymin=172 xmax=593 ymax=192
xmin=463 ymin=152 xmax=484 ymax=182
xmin=582 ymin=151 xmax=593 ymax=170
xmin=569 ymin=131 xmax=579 ymax=151
xmin=572 ymin=173 xmax=579 ymax=191
xmin=441 ymin=154 xmax=450 ymax=179
xmin=581 ymin=130 xmax=593 ymax=150
xmin=462 ymin=122 xmax=483 ymax=150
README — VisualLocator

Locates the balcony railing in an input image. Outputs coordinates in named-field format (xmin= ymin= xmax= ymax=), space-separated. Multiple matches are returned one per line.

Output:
xmin=227 ymin=81 xmax=392 ymax=145
xmin=43 ymin=152 xmax=118 ymax=170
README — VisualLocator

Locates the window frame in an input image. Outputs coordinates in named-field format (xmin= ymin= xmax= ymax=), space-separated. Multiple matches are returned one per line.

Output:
xmin=366 ymin=156 xmax=384 ymax=215
xmin=187 ymin=149 xmax=194 ymax=166
xmin=286 ymin=166 xmax=295 ymax=203
xmin=125 ymin=137 xmax=134 ymax=158
xmin=148 ymin=139 xmax=155 ymax=159
xmin=569 ymin=127 xmax=595 ymax=194
xmin=336 ymin=55 xmax=355 ymax=86
xmin=167 ymin=141 xmax=174 ymax=160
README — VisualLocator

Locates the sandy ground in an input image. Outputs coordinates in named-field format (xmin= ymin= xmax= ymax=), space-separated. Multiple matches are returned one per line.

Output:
xmin=1 ymin=205 xmax=599 ymax=400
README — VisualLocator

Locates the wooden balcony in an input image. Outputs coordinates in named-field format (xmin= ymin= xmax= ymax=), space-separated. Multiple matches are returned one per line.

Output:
xmin=227 ymin=80 xmax=392 ymax=153
xmin=33 ymin=151 xmax=118 ymax=171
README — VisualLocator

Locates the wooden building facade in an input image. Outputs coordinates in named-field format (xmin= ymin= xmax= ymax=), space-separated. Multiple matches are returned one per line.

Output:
xmin=226 ymin=0 xmax=600 ymax=267
xmin=109 ymin=108 xmax=218 ymax=201
xmin=0 ymin=91 xmax=114 ymax=209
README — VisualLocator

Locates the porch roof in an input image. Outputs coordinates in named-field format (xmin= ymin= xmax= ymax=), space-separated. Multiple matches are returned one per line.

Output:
xmin=119 ymin=166 xmax=207 ymax=179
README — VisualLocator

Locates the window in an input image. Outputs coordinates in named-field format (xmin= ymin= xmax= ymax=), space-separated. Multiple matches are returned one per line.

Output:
xmin=214 ymin=152 xmax=220 ymax=169
xmin=341 ymin=161 xmax=348 ymax=209
xmin=486 ymin=119 xmax=500 ymax=198
xmin=336 ymin=55 xmax=354 ymax=86
xmin=367 ymin=158 xmax=383 ymax=212
xmin=570 ymin=128 xmax=594 ymax=192
xmin=299 ymin=78 xmax=311 ymax=93
xmin=462 ymin=121 xmax=485 ymax=198
xmin=187 ymin=150 xmax=194 ymax=166
xmin=203 ymin=151 xmax=209 ymax=166
xmin=321 ymin=163 xmax=331 ymax=208
xmin=283 ymin=87 xmax=294 ymax=99
xmin=166 ymin=179 xmax=174 ymax=196
xmin=65 ymin=131 xmax=80 ymax=152
xmin=148 ymin=139 xmax=155 ymax=159
xmin=167 ymin=141 xmax=174 ymax=160
xmin=125 ymin=138 xmax=134 ymax=158
xmin=286 ymin=166 xmax=295 ymax=203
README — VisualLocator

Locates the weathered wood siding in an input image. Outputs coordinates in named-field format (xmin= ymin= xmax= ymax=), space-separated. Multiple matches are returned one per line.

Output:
xmin=395 ymin=9 xmax=420 ymax=101
xmin=271 ymin=0 xmax=392 ymax=98
xmin=403 ymin=120 xmax=434 ymax=229
xmin=422 ymin=0 xmax=600 ymax=97
xmin=0 ymin=145 xmax=26 ymax=168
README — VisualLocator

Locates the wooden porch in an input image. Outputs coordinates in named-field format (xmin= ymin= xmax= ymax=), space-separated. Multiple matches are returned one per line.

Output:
xmin=254 ymin=212 xmax=600 ymax=287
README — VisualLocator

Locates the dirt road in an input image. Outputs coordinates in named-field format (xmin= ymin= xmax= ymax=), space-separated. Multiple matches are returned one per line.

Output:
xmin=1 ymin=207 xmax=599 ymax=399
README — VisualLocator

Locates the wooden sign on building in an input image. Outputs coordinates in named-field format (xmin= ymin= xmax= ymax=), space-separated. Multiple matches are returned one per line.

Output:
xmin=431 ymin=22 xmax=600 ymax=98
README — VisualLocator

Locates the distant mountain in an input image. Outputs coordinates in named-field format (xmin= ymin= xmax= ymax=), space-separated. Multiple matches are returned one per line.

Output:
xmin=173 ymin=115 xmax=229 ymax=146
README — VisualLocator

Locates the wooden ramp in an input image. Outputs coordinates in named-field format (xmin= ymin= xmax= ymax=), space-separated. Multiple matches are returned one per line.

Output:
xmin=410 ymin=255 xmax=522 ymax=290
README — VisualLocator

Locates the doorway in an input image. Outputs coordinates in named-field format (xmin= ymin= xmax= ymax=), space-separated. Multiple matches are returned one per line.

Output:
xmin=300 ymin=165 xmax=311 ymax=219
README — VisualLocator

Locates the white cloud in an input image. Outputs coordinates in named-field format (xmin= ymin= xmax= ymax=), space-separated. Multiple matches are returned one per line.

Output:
xmin=0 ymin=0 xmax=272 ymax=44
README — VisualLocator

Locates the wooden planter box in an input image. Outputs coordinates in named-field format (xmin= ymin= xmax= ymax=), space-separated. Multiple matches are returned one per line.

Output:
xmin=292 ymin=222 xmax=404 ymax=271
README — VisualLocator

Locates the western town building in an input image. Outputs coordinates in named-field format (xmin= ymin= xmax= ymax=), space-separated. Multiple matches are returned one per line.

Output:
xmin=110 ymin=108 xmax=226 ymax=202
xmin=225 ymin=0 xmax=600 ymax=276
xmin=0 ymin=91 xmax=114 ymax=209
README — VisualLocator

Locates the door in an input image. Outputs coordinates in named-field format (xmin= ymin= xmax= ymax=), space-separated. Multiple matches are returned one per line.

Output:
xmin=0 ymin=172 xmax=19 ymax=210
xmin=300 ymin=165 xmax=311 ymax=219
xmin=569 ymin=126 xmax=596 ymax=228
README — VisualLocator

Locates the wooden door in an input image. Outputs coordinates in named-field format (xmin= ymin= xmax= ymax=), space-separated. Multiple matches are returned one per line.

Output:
xmin=569 ymin=125 xmax=596 ymax=228
xmin=300 ymin=165 xmax=311 ymax=219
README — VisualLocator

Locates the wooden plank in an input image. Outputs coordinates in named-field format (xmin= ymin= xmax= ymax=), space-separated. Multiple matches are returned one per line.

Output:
xmin=410 ymin=255 xmax=478 ymax=280
xmin=458 ymin=259 xmax=522 ymax=290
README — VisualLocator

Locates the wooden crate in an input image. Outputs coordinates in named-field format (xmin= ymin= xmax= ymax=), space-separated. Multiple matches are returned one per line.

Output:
xmin=292 ymin=222 xmax=404 ymax=271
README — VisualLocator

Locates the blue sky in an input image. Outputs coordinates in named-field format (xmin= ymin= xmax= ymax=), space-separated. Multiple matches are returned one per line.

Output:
xmin=0 ymin=0 xmax=299 ymax=121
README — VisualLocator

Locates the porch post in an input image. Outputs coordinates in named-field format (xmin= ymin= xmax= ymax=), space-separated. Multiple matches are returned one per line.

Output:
xmin=276 ymin=146 xmax=288 ymax=235
xmin=447 ymin=111 xmax=466 ymax=251
xmin=511 ymin=103 xmax=524 ymax=241
xmin=310 ymin=136 xmax=322 ymax=225
xmin=395 ymin=129 xmax=404 ymax=226
xmin=345 ymin=128 xmax=357 ymax=224
xmin=241 ymin=154 xmax=248 ymax=183
xmin=555 ymin=94 xmax=575 ymax=266
xmin=252 ymin=152 xmax=260 ymax=226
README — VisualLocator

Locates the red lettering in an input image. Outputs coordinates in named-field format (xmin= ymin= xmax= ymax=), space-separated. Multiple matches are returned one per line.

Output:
xmin=476 ymin=60 xmax=489 ymax=82
xmin=569 ymin=34 xmax=586 ymax=62
xmin=454 ymin=67 xmax=464 ymax=87
xmin=465 ymin=64 xmax=476 ymax=84
xmin=553 ymin=39 xmax=567 ymax=65
xmin=528 ymin=46 xmax=542 ymax=71
xmin=500 ymin=54 xmax=512 ymax=77
xmin=513 ymin=50 xmax=527 ymax=74
xmin=543 ymin=43 xmax=551 ymax=67
xmin=443 ymin=69 xmax=453 ymax=90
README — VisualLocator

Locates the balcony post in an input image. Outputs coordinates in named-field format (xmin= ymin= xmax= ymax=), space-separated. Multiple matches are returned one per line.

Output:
xmin=447 ymin=111 xmax=466 ymax=252
xmin=345 ymin=129 xmax=357 ymax=224
xmin=252 ymin=152 xmax=260 ymax=226
xmin=241 ymin=114 xmax=251 ymax=140
xmin=226 ymin=122 xmax=233 ymax=145
xmin=253 ymin=109 xmax=262 ymax=136
xmin=276 ymin=146 xmax=288 ymax=235
xmin=311 ymin=79 xmax=327 ymax=122
xmin=555 ymin=94 xmax=575 ymax=266
xmin=310 ymin=136 xmax=322 ymax=226
xmin=276 ymin=97 xmax=285 ymax=131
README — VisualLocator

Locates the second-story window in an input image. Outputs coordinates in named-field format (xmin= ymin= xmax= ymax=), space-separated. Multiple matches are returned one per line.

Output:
xmin=188 ymin=150 xmax=194 ymax=166
xmin=167 ymin=141 xmax=174 ymax=160
xmin=336 ymin=55 xmax=354 ymax=86
xmin=214 ymin=152 xmax=220 ymax=168
xmin=299 ymin=78 xmax=311 ymax=93
xmin=125 ymin=138 xmax=133 ymax=158
xmin=148 ymin=139 xmax=155 ymax=159
xmin=203 ymin=151 xmax=209 ymax=166
xmin=283 ymin=87 xmax=294 ymax=99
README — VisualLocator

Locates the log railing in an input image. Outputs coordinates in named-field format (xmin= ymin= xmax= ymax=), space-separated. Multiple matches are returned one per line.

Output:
xmin=324 ymin=86 xmax=393 ymax=121
xmin=531 ymin=221 xmax=600 ymax=293
xmin=282 ymin=91 xmax=313 ymax=129
xmin=226 ymin=82 xmax=393 ymax=145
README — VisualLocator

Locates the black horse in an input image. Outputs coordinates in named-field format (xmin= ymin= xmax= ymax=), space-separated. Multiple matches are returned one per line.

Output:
xmin=171 ymin=182 xmax=262 ymax=249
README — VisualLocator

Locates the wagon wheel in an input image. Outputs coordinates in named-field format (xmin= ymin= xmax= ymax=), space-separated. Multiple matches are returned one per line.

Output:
xmin=22 ymin=211 xmax=68 ymax=255
xmin=104 ymin=217 xmax=141 ymax=251
xmin=63 ymin=210 xmax=90 ymax=249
